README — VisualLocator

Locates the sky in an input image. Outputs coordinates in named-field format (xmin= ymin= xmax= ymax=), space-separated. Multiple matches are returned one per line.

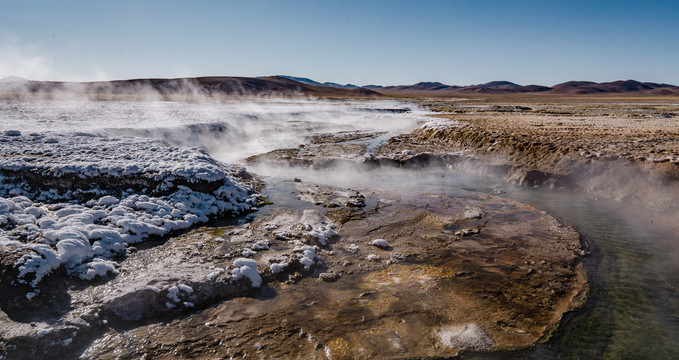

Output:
xmin=1 ymin=0 xmax=678 ymax=86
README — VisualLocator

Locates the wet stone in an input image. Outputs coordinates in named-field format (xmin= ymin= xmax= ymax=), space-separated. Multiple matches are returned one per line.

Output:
xmin=371 ymin=239 xmax=390 ymax=250
xmin=455 ymin=228 xmax=481 ymax=236
xmin=319 ymin=271 xmax=341 ymax=282
xmin=79 ymin=185 xmax=587 ymax=359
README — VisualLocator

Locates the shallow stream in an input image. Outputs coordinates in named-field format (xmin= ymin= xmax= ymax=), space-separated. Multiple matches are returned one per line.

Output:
xmin=255 ymin=165 xmax=679 ymax=358
xmin=480 ymin=180 xmax=679 ymax=359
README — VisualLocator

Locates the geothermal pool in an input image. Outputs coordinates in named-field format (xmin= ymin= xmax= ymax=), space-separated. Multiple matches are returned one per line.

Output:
xmin=250 ymin=164 xmax=679 ymax=359
xmin=1 ymin=99 xmax=678 ymax=358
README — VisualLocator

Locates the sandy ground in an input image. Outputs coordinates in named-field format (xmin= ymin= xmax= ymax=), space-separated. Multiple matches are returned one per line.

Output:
xmin=386 ymin=99 xmax=679 ymax=177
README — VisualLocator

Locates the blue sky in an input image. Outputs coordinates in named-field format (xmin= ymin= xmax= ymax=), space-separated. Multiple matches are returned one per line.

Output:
xmin=1 ymin=0 xmax=677 ymax=85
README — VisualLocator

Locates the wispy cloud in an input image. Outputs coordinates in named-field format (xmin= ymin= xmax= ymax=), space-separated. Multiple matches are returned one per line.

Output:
xmin=0 ymin=30 xmax=110 ymax=82
xmin=0 ymin=37 xmax=51 ymax=80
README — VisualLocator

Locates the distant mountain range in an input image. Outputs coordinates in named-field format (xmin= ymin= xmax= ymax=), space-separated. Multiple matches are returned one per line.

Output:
xmin=365 ymin=79 xmax=679 ymax=96
xmin=274 ymin=75 xmax=360 ymax=89
xmin=268 ymin=77 xmax=679 ymax=95
xmin=0 ymin=76 xmax=380 ymax=97
xmin=1 ymin=75 xmax=677 ymax=97
xmin=0 ymin=76 xmax=29 ymax=83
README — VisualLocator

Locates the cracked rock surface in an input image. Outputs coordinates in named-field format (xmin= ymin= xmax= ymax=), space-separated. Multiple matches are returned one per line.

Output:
xmin=80 ymin=182 xmax=586 ymax=359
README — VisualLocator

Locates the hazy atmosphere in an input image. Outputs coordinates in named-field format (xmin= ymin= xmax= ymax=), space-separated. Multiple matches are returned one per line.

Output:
xmin=1 ymin=0 xmax=678 ymax=85
xmin=2 ymin=1 xmax=679 ymax=359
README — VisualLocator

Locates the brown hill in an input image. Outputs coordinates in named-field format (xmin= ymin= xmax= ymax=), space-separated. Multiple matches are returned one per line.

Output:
xmin=385 ymin=82 xmax=461 ymax=91
xmin=367 ymin=79 xmax=679 ymax=97
xmin=0 ymin=76 xmax=381 ymax=98
xmin=364 ymin=82 xmax=462 ymax=96
xmin=548 ymin=80 xmax=679 ymax=95
xmin=547 ymin=81 xmax=597 ymax=93
xmin=367 ymin=80 xmax=551 ymax=96
xmin=457 ymin=81 xmax=551 ymax=93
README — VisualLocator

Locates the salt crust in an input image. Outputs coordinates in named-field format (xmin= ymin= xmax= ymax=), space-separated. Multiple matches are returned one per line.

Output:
xmin=437 ymin=323 xmax=494 ymax=351
xmin=230 ymin=258 xmax=262 ymax=287
xmin=0 ymin=132 xmax=257 ymax=289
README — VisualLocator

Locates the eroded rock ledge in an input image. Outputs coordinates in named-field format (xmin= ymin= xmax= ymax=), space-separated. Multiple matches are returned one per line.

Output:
xmin=0 ymin=132 xmax=260 ymax=354
xmin=79 ymin=182 xmax=587 ymax=359
xmin=248 ymin=102 xmax=679 ymax=224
